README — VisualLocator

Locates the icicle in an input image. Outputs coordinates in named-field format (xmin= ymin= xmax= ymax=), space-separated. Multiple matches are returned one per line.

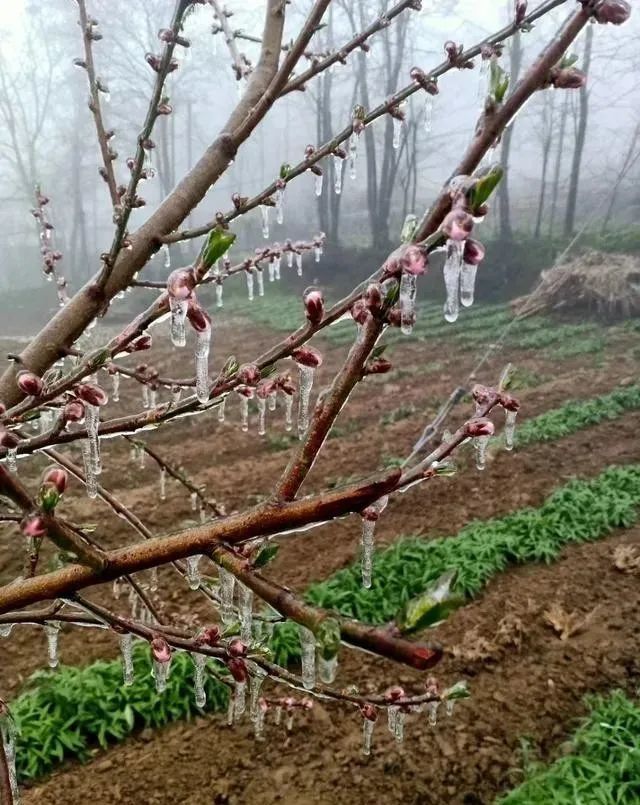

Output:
xmin=149 ymin=566 xmax=158 ymax=592
xmin=286 ymin=710 xmax=294 ymax=731
xmin=348 ymin=133 xmax=359 ymax=180
xmin=44 ymin=622 xmax=60 ymax=669
xmin=275 ymin=188 xmax=284 ymax=225
xmin=273 ymin=253 xmax=281 ymax=280
xmin=318 ymin=653 xmax=338 ymax=684
xmin=199 ymin=501 xmax=206 ymax=523
xmin=249 ymin=667 xmax=267 ymax=722
xmin=192 ymin=652 xmax=207 ymax=708
xmin=424 ymin=94 xmax=434 ymax=133
xmin=361 ymin=517 xmax=376 ymax=590
xmin=275 ymin=705 xmax=283 ymax=725
xmin=298 ymin=626 xmax=316 ymax=690
xmin=399 ymin=271 xmax=417 ymax=335
xmin=443 ymin=239 xmax=464 ymax=323
xmin=460 ymin=261 xmax=478 ymax=308
xmin=256 ymin=270 xmax=265 ymax=297
xmin=169 ymin=296 xmax=189 ymax=347
xmin=119 ymin=632 xmax=134 ymax=686
xmin=0 ymin=623 xmax=13 ymax=638
xmin=295 ymin=252 xmax=303 ymax=277
xmin=149 ymin=388 xmax=158 ymax=408
xmin=6 ymin=447 xmax=17 ymax=473
xmin=333 ymin=155 xmax=344 ymax=195
xmin=81 ymin=439 xmax=98 ymax=499
xmin=161 ymin=243 xmax=171 ymax=269
xmin=227 ymin=695 xmax=235 ymax=725
xmin=314 ymin=172 xmax=323 ymax=197
xmin=219 ymin=567 xmax=236 ymax=625
xmin=268 ymin=261 xmax=275 ymax=282
xmin=257 ymin=396 xmax=267 ymax=436
xmin=260 ymin=205 xmax=270 ymax=239
xmin=138 ymin=444 xmax=145 ymax=469
xmin=186 ymin=555 xmax=201 ymax=590
xmin=159 ymin=467 xmax=167 ymax=500
xmin=234 ymin=680 xmax=247 ymax=719
xmin=0 ymin=711 xmax=20 ymax=804
xmin=284 ymin=393 xmax=293 ymax=432
xmin=217 ymin=397 xmax=226 ymax=423
xmin=504 ymin=409 xmax=518 ymax=451
xmin=111 ymin=371 xmax=120 ymax=402
xmin=445 ymin=699 xmax=455 ymax=717
xmin=427 ymin=700 xmax=439 ymax=726
xmin=392 ymin=116 xmax=403 ymax=150
xmin=238 ymin=582 xmax=253 ymax=643
xmin=297 ymin=365 xmax=315 ymax=439
xmin=240 ymin=395 xmax=250 ymax=432
xmin=153 ymin=655 xmax=171 ymax=694
xmin=216 ymin=282 xmax=223 ymax=308
xmin=474 ymin=433 xmax=490 ymax=471
xmin=246 ymin=270 xmax=254 ymax=301
xmin=254 ymin=701 xmax=266 ymax=739
xmin=195 ymin=324 xmax=212 ymax=404
xmin=362 ymin=718 xmax=375 ymax=756
xmin=268 ymin=390 xmax=277 ymax=412
xmin=142 ymin=384 xmax=150 ymax=408
xmin=394 ymin=709 xmax=406 ymax=746
xmin=387 ymin=705 xmax=399 ymax=734
xmin=190 ymin=491 xmax=198 ymax=511
xmin=85 ymin=403 xmax=101 ymax=476
xmin=477 ymin=57 xmax=490 ymax=103
xmin=171 ymin=386 xmax=182 ymax=405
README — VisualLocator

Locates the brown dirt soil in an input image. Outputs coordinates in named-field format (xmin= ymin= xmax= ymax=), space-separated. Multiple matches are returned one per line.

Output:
xmin=1 ymin=313 xmax=639 ymax=804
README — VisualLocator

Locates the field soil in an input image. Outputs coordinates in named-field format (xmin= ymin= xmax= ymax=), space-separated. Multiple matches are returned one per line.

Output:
xmin=1 ymin=308 xmax=638 ymax=804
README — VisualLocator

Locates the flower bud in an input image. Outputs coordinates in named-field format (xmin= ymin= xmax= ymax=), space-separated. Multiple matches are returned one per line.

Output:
xmin=0 ymin=429 xmax=20 ymax=449
xmin=197 ymin=626 xmax=220 ymax=646
xmin=21 ymin=515 xmax=47 ymax=539
xmin=151 ymin=635 xmax=171 ymax=663
xmin=441 ymin=209 xmax=474 ymax=241
xmin=384 ymin=685 xmax=405 ymax=702
xmin=256 ymin=380 xmax=276 ymax=400
xmin=17 ymin=371 xmax=44 ymax=398
xmin=228 ymin=638 xmax=247 ymax=658
xmin=303 ymin=288 xmax=324 ymax=325
xmin=471 ymin=383 xmax=493 ymax=406
xmin=42 ymin=467 xmax=68 ymax=495
xmin=593 ymin=0 xmax=631 ymax=25
xmin=515 ymin=0 xmax=527 ymax=24
xmin=364 ymin=283 xmax=383 ymax=313
xmin=237 ymin=363 xmax=261 ymax=385
xmin=361 ymin=703 xmax=378 ymax=722
xmin=499 ymin=392 xmax=520 ymax=412
xmin=292 ymin=346 xmax=323 ymax=369
xmin=129 ymin=335 xmax=152 ymax=352
xmin=465 ymin=417 xmax=495 ymax=438
xmin=187 ymin=303 xmax=211 ymax=333
xmin=401 ymin=244 xmax=428 ymax=276
xmin=551 ymin=67 xmax=587 ymax=89
xmin=76 ymin=383 xmax=109 ymax=407
xmin=463 ymin=238 xmax=485 ymax=266
xmin=275 ymin=374 xmax=296 ymax=396
xmin=63 ymin=400 xmax=85 ymax=422
xmin=365 ymin=358 xmax=392 ymax=375
xmin=166 ymin=268 xmax=196 ymax=300
xmin=227 ymin=657 xmax=248 ymax=682
xmin=351 ymin=298 xmax=371 ymax=325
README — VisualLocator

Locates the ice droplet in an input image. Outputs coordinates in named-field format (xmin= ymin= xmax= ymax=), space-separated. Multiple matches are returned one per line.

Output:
xmin=460 ymin=261 xmax=478 ymax=308
xmin=284 ymin=393 xmax=293 ymax=432
xmin=297 ymin=365 xmax=315 ymax=439
xmin=172 ymin=386 xmax=182 ymax=405
xmin=246 ymin=270 xmax=254 ymax=302
xmin=257 ymin=396 xmax=267 ymax=436
xmin=392 ymin=116 xmax=403 ymax=150
xmin=361 ymin=518 xmax=376 ymax=590
xmin=333 ymin=155 xmax=344 ymax=195
xmin=445 ymin=699 xmax=455 ymax=717
xmin=254 ymin=700 xmax=266 ymax=739
xmin=0 ymin=710 xmax=20 ymax=803
xmin=394 ymin=709 xmax=406 ymax=746
xmin=399 ymin=271 xmax=417 ymax=335
xmin=111 ymin=372 xmax=120 ymax=402
xmin=504 ymin=409 xmax=518 ymax=451
xmin=362 ymin=717 xmax=375 ymax=756
xmin=298 ymin=625 xmax=316 ymax=690
xmin=240 ymin=395 xmax=250 ymax=432
xmin=314 ymin=172 xmax=323 ymax=197
xmin=216 ymin=282 xmax=223 ymax=308
xmin=474 ymin=433 xmax=490 ymax=470
xmin=388 ymin=705 xmax=399 ymax=733
xmin=286 ymin=250 xmax=294 ymax=270
xmin=443 ymin=239 xmax=464 ymax=323
xmin=169 ymin=296 xmax=189 ymax=347
xmin=217 ymin=397 xmax=226 ymax=423
xmin=186 ymin=555 xmax=201 ymax=590
xmin=44 ymin=621 xmax=60 ymax=669
xmin=275 ymin=188 xmax=284 ymax=225
xmin=195 ymin=324 xmax=212 ymax=404
xmin=227 ymin=695 xmax=235 ymax=725
xmin=318 ymin=653 xmax=338 ymax=684
xmin=238 ymin=582 xmax=253 ymax=643
xmin=256 ymin=270 xmax=265 ymax=297
xmin=81 ymin=439 xmax=98 ymax=499
xmin=159 ymin=467 xmax=167 ymax=501
xmin=6 ymin=446 xmax=17 ymax=473
xmin=192 ymin=651 xmax=207 ymax=708
xmin=149 ymin=388 xmax=158 ymax=408
xmin=119 ymin=632 xmax=135 ymax=686
xmin=261 ymin=205 xmax=270 ymax=239
xmin=219 ymin=567 xmax=235 ymax=625
xmin=153 ymin=655 xmax=171 ymax=694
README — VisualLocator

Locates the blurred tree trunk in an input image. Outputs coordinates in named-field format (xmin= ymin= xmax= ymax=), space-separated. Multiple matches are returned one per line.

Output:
xmin=601 ymin=122 xmax=640 ymax=233
xmin=534 ymin=94 xmax=555 ymax=239
xmin=548 ymin=94 xmax=569 ymax=237
xmin=498 ymin=32 xmax=523 ymax=241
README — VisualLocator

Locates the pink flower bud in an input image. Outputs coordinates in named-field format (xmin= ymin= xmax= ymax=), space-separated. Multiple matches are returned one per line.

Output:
xmin=441 ymin=209 xmax=474 ymax=241
xmin=256 ymin=380 xmax=276 ymax=400
xmin=499 ymin=392 xmax=521 ymax=412
xmin=42 ymin=467 xmax=68 ymax=495
xmin=365 ymin=357 xmax=393 ymax=375
xmin=76 ymin=383 xmax=109 ymax=407
xmin=129 ymin=335 xmax=152 ymax=352
xmin=227 ymin=657 xmax=248 ymax=682
xmin=17 ymin=371 xmax=44 ymax=398
xmin=0 ymin=429 xmax=20 ymax=449
xmin=384 ymin=686 xmax=405 ymax=702
xmin=228 ymin=638 xmax=247 ymax=658
xmin=362 ymin=505 xmax=382 ymax=522
xmin=303 ymin=288 xmax=324 ymax=325
xmin=593 ymin=0 xmax=631 ymax=25
xmin=361 ymin=703 xmax=378 ymax=722
xmin=351 ymin=298 xmax=371 ymax=325
xmin=471 ymin=384 xmax=493 ymax=406
xmin=292 ymin=346 xmax=323 ymax=369
xmin=236 ymin=385 xmax=255 ymax=400
xmin=63 ymin=400 xmax=85 ymax=422
xmin=187 ymin=303 xmax=211 ymax=333
xmin=237 ymin=364 xmax=261 ymax=386
xmin=301 ymin=697 xmax=314 ymax=710
xmin=364 ymin=283 xmax=383 ymax=312
xmin=0 ymin=402 xmax=5 ymax=415
xmin=151 ymin=635 xmax=172 ymax=663
xmin=197 ymin=626 xmax=220 ymax=646
xmin=21 ymin=515 xmax=47 ymax=538
xmin=463 ymin=238 xmax=485 ymax=266
xmin=551 ymin=67 xmax=587 ymax=89
xmin=401 ymin=244 xmax=428 ymax=276
xmin=515 ymin=0 xmax=527 ymax=24
xmin=166 ymin=268 xmax=196 ymax=300
xmin=275 ymin=374 xmax=296 ymax=396
xmin=465 ymin=417 xmax=495 ymax=438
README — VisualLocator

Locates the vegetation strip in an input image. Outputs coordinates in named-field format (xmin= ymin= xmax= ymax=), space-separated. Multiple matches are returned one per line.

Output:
xmin=9 ymin=463 xmax=640 ymax=781
xmin=498 ymin=691 xmax=640 ymax=804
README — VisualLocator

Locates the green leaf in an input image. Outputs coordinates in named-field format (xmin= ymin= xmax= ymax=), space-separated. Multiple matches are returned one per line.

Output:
xmin=253 ymin=543 xmax=279 ymax=568
xmin=202 ymin=229 xmax=236 ymax=270
xmin=371 ymin=344 xmax=388 ymax=360
xmin=279 ymin=163 xmax=292 ymax=180
xmin=316 ymin=617 xmax=341 ymax=660
xmin=469 ymin=164 xmax=504 ymax=211
xmin=443 ymin=681 xmax=470 ymax=701
xmin=395 ymin=570 xmax=465 ymax=634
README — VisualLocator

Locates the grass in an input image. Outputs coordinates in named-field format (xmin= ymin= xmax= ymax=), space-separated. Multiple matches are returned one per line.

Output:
xmin=499 ymin=691 xmax=640 ymax=804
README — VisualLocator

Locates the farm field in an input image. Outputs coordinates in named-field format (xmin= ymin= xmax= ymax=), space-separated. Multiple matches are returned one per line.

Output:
xmin=2 ymin=290 xmax=639 ymax=805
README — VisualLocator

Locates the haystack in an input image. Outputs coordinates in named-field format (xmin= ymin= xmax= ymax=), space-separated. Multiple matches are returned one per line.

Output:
xmin=513 ymin=250 xmax=640 ymax=321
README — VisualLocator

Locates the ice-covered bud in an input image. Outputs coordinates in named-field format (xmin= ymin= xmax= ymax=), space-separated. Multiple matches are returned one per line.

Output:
xmin=410 ymin=67 xmax=439 ymax=95
xmin=76 ymin=383 xmax=108 ymax=407
xmin=151 ymin=635 xmax=172 ymax=663
xmin=145 ymin=52 xmax=162 ymax=72
xmin=402 ymin=244 xmax=428 ymax=276
xmin=187 ymin=303 xmax=211 ymax=332
xmin=387 ymin=307 xmax=413 ymax=329
xmin=41 ymin=466 xmax=68 ymax=495
xmin=463 ymin=238 xmax=485 ymax=266
xmin=17 ymin=370 xmax=44 ymax=397
xmin=62 ymin=399 xmax=85 ymax=422
xmin=303 ymin=287 xmax=324 ymax=324
xmin=167 ymin=268 xmax=196 ymax=300
xmin=197 ymin=626 xmax=220 ymax=646
xmin=364 ymin=283 xmax=383 ymax=313
xmin=304 ymin=144 xmax=315 ymax=159
xmin=515 ymin=0 xmax=527 ymax=24
xmin=256 ymin=380 xmax=276 ymax=399
xmin=441 ymin=209 xmax=474 ymax=241
xmin=472 ymin=384 xmax=494 ymax=406
xmin=228 ymin=638 xmax=247 ymax=657
xmin=361 ymin=703 xmax=378 ymax=722
xmin=351 ymin=298 xmax=371 ymax=325
xmin=384 ymin=686 xmax=405 ymax=702
xmin=365 ymin=357 xmax=393 ymax=375
xmin=444 ymin=40 xmax=460 ymax=62
xmin=276 ymin=374 xmax=296 ymax=396
xmin=21 ymin=515 xmax=47 ymax=538
xmin=499 ymin=392 xmax=521 ymax=412
xmin=292 ymin=346 xmax=323 ymax=368
xmin=465 ymin=417 xmax=495 ymax=438
xmin=592 ymin=0 xmax=631 ymax=24
xmin=551 ymin=67 xmax=587 ymax=89
xmin=227 ymin=657 xmax=248 ymax=682
xmin=238 ymin=363 xmax=261 ymax=386
xmin=128 ymin=335 xmax=152 ymax=352
xmin=0 ymin=429 xmax=20 ymax=449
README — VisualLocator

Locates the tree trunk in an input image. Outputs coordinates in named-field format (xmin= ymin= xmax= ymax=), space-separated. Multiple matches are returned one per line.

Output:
xmin=548 ymin=93 xmax=569 ymax=237
xmin=497 ymin=32 xmax=523 ymax=241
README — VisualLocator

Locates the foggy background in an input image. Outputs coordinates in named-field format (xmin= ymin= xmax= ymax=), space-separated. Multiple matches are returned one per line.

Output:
xmin=0 ymin=0 xmax=638 ymax=309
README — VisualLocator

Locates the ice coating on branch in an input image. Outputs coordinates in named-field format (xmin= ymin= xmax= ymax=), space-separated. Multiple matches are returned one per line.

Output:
xmin=81 ymin=439 xmax=98 ymax=499
xmin=216 ymin=282 xmax=223 ymax=308
xmin=169 ymin=296 xmax=189 ymax=347
xmin=192 ymin=651 xmax=207 ymax=708
xmin=315 ymin=172 xmax=323 ymax=197
xmin=246 ymin=270 xmax=254 ymax=302
xmin=85 ymin=403 xmax=102 ymax=476
xmin=443 ymin=239 xmax=464 ymax=323
xmin=238 ymin=582 xmax=253 ymax=643
xmin=186 ymin=555 xmax=202 ymax=590
xmin=0 ymin=709 xmax=19 ymax=803
xmin=0 ymin=623 xmax=13 ymax=638
xmin=400 ymin=272 xmax=417 ymax=335
xmin=504 ymin=409 xmax=518 ymax=451
xmin=254 ymin=698 xmax=267 ymax=739
xmin=234 ymin=680 xmax=247 ymax=719
xmin=44 ymin=622 xmax=60 ymax=669
xmin=427 ymin=700 xmax=439 ymax=726
xmin=298 ymin=625 xmax=316 ymax=690
xmin=194 ymin=324 xmax=211 ymax=404
xmin=261 ymin=205 xmax=270 ymax=239
xmin=119 ymin=632 xmax=135 ymax=686
xmin=333 ymin=155 xmax=344 ymax=194
xmin=219 ymin=568 xmax=235 ymax=625
xmin=6 ymin=447 xmax=17 ymax=473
